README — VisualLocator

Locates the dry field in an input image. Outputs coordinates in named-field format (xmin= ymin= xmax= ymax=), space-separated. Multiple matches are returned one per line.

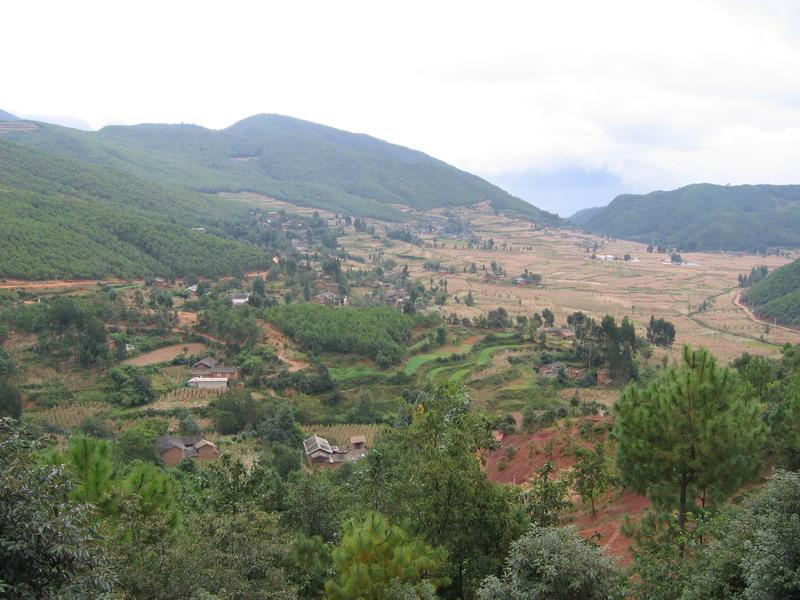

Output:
xmin=339 ymin=208 xmax=800 ymax=363
xmin=148 ymin=387 xmax=223 ymax=411
xmin=122 ymin=342 xmax=207 ymax=366
xmin=32 ymin=402 xmax=107 ymax=429
xmin=302 ymin=423 xmax=385 ymax=448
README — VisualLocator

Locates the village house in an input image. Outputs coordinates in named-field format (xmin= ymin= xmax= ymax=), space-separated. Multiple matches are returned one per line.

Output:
xmin=596 ymin=370 xmax=614 ymax=386
xmin=156 ymin=435 xmax=220 ymax=466
xmin=312 ymin=292 xmax=346 ymax=306
xmin=538 ymin=327 xmax=576 ymax=339
xmin=231 ymin=293 xmax=250 ymax=307
xmin=538 ymin=362 xmax=583 ymax=380
xmin=302 ymin=434 xmax=367 ymax=468
xmin=189 ymin=357 xmax=240 ymax=380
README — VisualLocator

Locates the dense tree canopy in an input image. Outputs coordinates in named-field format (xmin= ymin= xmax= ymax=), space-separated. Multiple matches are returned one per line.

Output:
xmin=615 ymin=346 xmax=767 ymax=527
xmin=477 ymin=525 xmax=626 ymax=600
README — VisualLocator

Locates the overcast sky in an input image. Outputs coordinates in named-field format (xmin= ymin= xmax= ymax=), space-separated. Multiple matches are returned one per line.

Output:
xmin=4 ymin=1 xmax=800 ymax=215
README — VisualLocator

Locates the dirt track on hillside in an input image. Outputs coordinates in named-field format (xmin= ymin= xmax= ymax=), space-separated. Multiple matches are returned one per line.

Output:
xmin=734 ymin=293 xmax=800 ymax=334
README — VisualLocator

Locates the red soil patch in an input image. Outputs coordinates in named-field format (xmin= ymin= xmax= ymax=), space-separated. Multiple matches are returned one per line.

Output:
xmin=177 ymin=311 xmax=198 ymax=327
xmin=485 ymin=415 xmax=609 ymax=484
xmin=261 ymin=322 xmax=309 ymax=372
xmin=569 ymin=491 xmax=650 ymax=564
xmin=485 ymin=416 xmax=650 ymax=564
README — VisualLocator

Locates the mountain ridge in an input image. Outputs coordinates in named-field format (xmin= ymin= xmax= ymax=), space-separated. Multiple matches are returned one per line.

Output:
xmin=578 ymin=183 xmax=800 ymax=251
xmin=6 ymin=113 xmax=561 ymax=224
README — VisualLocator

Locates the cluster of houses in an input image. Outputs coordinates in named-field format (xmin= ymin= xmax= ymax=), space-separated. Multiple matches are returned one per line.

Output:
xmin=302 ymin=434 xmax=367 ymax=468
xmin=538 ymin=362 xmax=614 ymax=386
xmin=154 ymin=431 xmax=369 ymax=469
xmin=155 ymin=435 xmax=220 ymax=465
xmin=312 ymin=291 xmax=347 ymax=306
xmin=186 ymin=357 xmax=240 ymax=391
xmin=538 ymin=327 xmax=576 ymax=339
xmin=538 ymin=362 xmax=583 ymax=380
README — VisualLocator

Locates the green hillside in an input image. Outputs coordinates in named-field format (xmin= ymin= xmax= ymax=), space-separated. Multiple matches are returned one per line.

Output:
xmin=580 ymin=184 xmax=800 ymax=252
xmin=567 ymin=205 xmax=603 ymax=226
xmin=0 ymin=140 xmax=269 ymax=279
xmin=742 ymin=259 xmax=800 ymax=327
xmin=6 ymin=114 xmax=560 ymax=223
xmin=0 ymin=109 xmax=18 ymax=121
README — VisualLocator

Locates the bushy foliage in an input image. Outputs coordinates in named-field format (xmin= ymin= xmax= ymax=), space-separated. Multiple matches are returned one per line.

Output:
xmin=357 ymin=383 xmax=526 ymax=596
xmin=477 ymin=525 xmax=626 ymax=600
xmin=107 ymin=365 xmax=155 ymax=407
xmin=0 ymin=420 xmax=114 ymax=598
xmin=646 ymin=316 xmax=676 ymax=348
xmin=615 ymin=346 xmax=767 ymax=527
xmin=324 ymin=512 xmax=449 ymax=599
xmin=680 ymin=470 xmax=800 ymax=600
xmin=266 ymin=304 xmax=414 ymax=365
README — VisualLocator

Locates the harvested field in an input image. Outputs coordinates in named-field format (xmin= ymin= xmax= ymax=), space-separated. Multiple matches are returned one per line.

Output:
xmin=32 ymin=402 xmax=107 ymax=430
xmin=340 ymin=209 xmax=800 ymax=364
xmin=148 ymin=387 xmax=223 ymax=411
xmin=302 ymin=423 xmax=385 ymax=448
xmin=177 ymin=311 xmax=198 ymax=327
xmin=122 ymin=342 xmax=206 ymax=366
xmin=557 ymin=387 xmax=619 ymax=407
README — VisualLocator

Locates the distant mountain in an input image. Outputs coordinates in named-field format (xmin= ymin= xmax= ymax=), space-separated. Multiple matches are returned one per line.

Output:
xmin=579 ymin=184 xmax=800 ymax=252
xmin=0 ymin=109 xmax=18 ymax=121
xmin=5 ymin=114 xmax=560 ymax=224
xmin=742 ymin=259 xmax=800 ymax=327
xmin=568 ymin=206 xmax=604 ymax=226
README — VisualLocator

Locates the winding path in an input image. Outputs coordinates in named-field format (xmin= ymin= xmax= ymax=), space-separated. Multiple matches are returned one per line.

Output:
xmin=733 ymin=293 xmax=800 ymax=335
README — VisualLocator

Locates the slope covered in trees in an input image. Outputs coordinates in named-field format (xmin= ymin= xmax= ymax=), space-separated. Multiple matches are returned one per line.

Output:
xmin=567 ymin=205 xmax=603 ymax=226
xmin=579 ymin=183 xmax=800 ymax=251
xmin=0 ymin=140 xmax=269 ymax=279
xmin=742 ymin=258 xmax=800 ymax=326
xmin=5 ymin=114 xmax=560 ymax=223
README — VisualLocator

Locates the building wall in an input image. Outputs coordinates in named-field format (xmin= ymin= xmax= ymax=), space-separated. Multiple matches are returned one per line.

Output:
xmin=196 ymin=445 xmax=219 ymax=461
xmin=197 ymin=380 xmax=227 ymax=390
xmin=161 ymin=447 xmax=184 ymax=466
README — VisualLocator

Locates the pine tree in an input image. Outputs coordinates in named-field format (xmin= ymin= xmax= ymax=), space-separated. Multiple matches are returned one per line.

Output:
xmin=614 ymin=346 xmax=767 ymax=528
xmin=572 ymin=443 xmax=613 ymax=515
xmin=324 ymin=512 xmax=448 ymax=599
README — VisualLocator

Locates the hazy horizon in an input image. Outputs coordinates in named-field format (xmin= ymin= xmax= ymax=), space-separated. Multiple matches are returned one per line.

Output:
xmin=4 ymin=0 xmax=800 ymax=214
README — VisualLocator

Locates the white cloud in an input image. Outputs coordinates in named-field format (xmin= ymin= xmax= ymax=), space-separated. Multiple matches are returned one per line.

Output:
xmin=3 ymin=0 xmax=800 ymax=207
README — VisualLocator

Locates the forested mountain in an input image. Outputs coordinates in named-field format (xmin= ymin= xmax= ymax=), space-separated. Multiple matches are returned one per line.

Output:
xmin=5 ymin=114 xmax=560 ymax=223
xmin=0 ymin=109 xmax=18 ymax=121
xmin=742 ymin=258 xmax=800 ymax=326
xmin=567 ymin=205 xmax=604 ymax=226
xmin=0 ymin=140 xmax=268 ymax=279
xmin=579 ymin=184 xmax=800 ymax=251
